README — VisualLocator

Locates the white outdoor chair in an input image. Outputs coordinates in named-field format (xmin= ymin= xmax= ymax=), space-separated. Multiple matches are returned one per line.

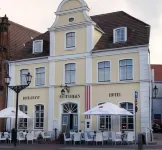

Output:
xmin=0 ymin=132 xmax=6 ymax=142
xmin=44 ymin=131 xmax=52 ymax=141
xmin=33 ymin=131 xmax=41 ymax=142
xmin=80 ymin=132 xmax=85 ymax=141
xmin=112 ymin=132 xmax=122 ymax=145
xmin=63 ymin=133 xmax=72 ymax=144
xmin=70 ymin=132 xmax=75 ymax=140
xmin=26 ymin=133 xmax=34 ymax=144
xmin=103 ymin=131 xmax=109 ymax=143
xmin=123 ymin=132 xmax=135 ymax=145
xmin=94 ymin=132 xmax=103 ymax=145
xmin=73 ymin=132 xmax=81 ymax=145
xmin=84 ymin=132 xmax=93 ymax=144
xmin=17 ymin=132 xmax=25 ymax=144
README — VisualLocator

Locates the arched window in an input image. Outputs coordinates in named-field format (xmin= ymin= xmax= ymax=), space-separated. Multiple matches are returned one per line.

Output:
xmin=98 ymin=102 xmax=111 ymax=131
xmin=62 ymin=103 xmax=77 ymax=113
xmin=19 ymin=105 xmax=28 ymax=129
xmin=34 ymin=104 xmax=44 ymax=129
xmin=66 ymin=32 xmax=75 ymax=48
xmin=120 ymin=102 xmax=134 ymax=131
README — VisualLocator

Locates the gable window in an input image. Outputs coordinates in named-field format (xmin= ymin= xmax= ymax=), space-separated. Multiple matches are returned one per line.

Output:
xmin=65 ymin=63 xmax=76 ymax=84
xmin=19 ymin=105 xmax=27 ymax=129
xmin=66 ymin=32 xmax=75 ymax=49
xmin=98 ymin=102 xmax=111 ymax=131
xmin=34 ymin=104 xmax=44 ymax=129
xmin=20 ymin=69 xmax=29 ymax=85
xmin=33 ymin=40 xmax=43 ymax=53
xmin=35 ymin=67 xmax=45 ymax=86
xmin=119 ymin=59 xmax=133 ymax=81
xmin=114 ymin=27 xmax=127 ymax=43
xmin=98 ymin=61 xmax=110 ymax=82
xmin=120 ymin=102 xmax=134 ymax=131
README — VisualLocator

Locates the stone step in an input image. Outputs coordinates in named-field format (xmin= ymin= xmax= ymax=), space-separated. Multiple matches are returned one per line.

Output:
xmin=147 ymin=141 xmax=157 ymax=145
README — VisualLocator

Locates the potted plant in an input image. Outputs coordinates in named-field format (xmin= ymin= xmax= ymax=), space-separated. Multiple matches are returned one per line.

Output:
xmin=37 ymin=133 xmax=43 ymax=144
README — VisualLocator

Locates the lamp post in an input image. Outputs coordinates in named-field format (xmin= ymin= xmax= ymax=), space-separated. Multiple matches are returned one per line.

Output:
xmin=152 ymin=85 xmax=158 ymax=125
xmin=5 ymin=72 xmax=32 ymax=147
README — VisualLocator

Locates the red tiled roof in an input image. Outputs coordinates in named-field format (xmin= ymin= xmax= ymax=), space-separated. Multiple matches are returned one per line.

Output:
xmin=9 ymin=21 xmax=41 ymax=60
xmin=151 ymin=65 xmax=162 ymax=81
xmin=12 ymin=11 xmax=150 ymax=60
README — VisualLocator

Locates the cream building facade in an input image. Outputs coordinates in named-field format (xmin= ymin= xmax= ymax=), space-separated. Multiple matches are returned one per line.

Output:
xmin=7 ymin=0 xmax=151 ymax=134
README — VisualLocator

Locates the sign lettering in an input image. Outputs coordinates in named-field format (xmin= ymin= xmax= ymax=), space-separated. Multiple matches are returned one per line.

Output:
xmin=60 ymin=94 xmax=80 ymax=99
xmin=23 ymin=96 xmax=40 ymax=100
xmin=109 ymin=93 xmax=121 ymax=97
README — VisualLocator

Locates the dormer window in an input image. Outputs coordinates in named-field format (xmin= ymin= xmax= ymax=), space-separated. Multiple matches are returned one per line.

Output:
xmin=33 ymin=40 xmax=43 ymax=53
xmin=113 ymin=27 xmax=127 ymax=43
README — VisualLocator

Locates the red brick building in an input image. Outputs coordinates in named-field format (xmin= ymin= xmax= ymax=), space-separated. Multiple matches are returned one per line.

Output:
xmin=0 ymin=15 xmax=40 ymax=131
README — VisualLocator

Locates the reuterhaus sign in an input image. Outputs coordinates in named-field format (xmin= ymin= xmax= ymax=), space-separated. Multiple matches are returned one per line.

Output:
xmin=60 ymin=94 xmax=80 ymax=98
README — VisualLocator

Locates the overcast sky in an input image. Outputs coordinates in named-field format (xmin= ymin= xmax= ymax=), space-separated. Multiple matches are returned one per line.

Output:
xmin=1 ymin=0 xmax=161 ymax=64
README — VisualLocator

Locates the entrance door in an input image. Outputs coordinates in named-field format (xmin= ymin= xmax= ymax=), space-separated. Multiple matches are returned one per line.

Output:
xmin=62 ymin=114 xmax=70 ymax=133
xmin=73 ymin=114 xmax=78 ymax=131
xmin=62 ymin=103 xmax=78 ymax=132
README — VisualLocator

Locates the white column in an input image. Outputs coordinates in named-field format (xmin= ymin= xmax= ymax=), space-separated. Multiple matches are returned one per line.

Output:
xmin=50 ymin=31 xmax=55 ymax=56
xmin=86 ymin=25 xmax=94 ymax=52
xmin=48 ymin=61 xmax=55 ymax=131
xmin=139 ymin=48 xmax=150 ymax=132
xmin=85 ymin=25 xmax=94 ymax=130
xmin=6 ymin=62 xmax=15 ymax=130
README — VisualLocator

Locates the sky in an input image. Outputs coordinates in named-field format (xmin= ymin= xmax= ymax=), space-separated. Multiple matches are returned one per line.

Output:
xmin=1 ymin=0 xmax=162 ymax=64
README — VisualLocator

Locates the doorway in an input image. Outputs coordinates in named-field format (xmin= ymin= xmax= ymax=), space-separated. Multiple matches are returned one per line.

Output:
xmin=62 ymin=103 xmax=78 ymax=133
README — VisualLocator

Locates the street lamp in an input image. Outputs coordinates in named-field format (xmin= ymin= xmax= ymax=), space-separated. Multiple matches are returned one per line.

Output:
xmin=5 ymin=72 xmax=32 ymax=147
xmin=153 ymin=85 xmax=158 ymax=98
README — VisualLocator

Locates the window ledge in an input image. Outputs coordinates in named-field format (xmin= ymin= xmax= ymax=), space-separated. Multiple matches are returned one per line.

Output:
xmin=65 ymin=47 xmax=76 ymax=51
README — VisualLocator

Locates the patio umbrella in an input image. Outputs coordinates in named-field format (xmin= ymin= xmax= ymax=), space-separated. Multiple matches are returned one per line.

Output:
xmin=83 ymin=102 xmax=133 ymax=116
xmin=0 ymin=107 xmax=31 ymax=118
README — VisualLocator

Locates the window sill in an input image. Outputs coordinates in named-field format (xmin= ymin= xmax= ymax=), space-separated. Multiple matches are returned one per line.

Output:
xmin=120 ymin=79 xmax=133 ymax=81
xmin=65 ymin=47 xmax=76 ymax=51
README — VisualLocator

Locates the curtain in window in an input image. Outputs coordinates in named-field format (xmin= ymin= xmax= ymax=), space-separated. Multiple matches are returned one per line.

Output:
xmin=98 ymin=61 xmax=110 ymax=82
xmin=34 ymin=104 xmax=44 ymax=129
xmin=65 ymin=63 xmax=76 ymax=84
xmin=119 ymin=59 xmax=133 ymax=81
xmin=20 ymin=69 xmax=29 ymax=85
xmin=66 ymin=32 xmax=75 ymax=48
xmin=35 ymin=67 xmax=45 ymax=86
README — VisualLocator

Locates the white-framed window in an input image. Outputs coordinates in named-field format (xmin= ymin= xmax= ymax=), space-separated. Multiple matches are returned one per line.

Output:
xmin=18 ymin=105 xmax=27 ymax=129
xmin=120 ymin=102 xmax=134 ymax=131
xmin=20 ymin=69 xmax=29 ymax=85
xmin=98 ymin=61 xmax=110 ymax=82
xmin=119 ymin=59 xmax=133 ymax=81
xmin=66 ymin=32 xmax=76 ymax=49
xmin=114 ymin=27 xmax=127 ymax=43
xmin=98 ymin=102 xmax=111 ymax=130
xmin=33 ymin=40 xmax=43 ymax=53
xmin=34 ymin=104 xmax=44 ymax=129
xmin=35 ymin=67 xmax=45 ymax=86
xmin=65 ymin=63 xmax=76 ymax=84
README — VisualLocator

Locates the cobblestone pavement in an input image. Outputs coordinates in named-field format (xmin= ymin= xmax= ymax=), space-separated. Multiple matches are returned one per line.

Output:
xmin=0 ymin=144 xmax=162 ymax=150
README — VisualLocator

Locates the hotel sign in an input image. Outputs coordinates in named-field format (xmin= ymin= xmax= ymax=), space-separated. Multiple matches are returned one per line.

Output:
xmin=23 ymin=96 xmax=40 ymax=100
xmin=60 ymin=94 xmax=80 ymax=98
xmin=109 ymin=93 xmax=121 ymax=97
